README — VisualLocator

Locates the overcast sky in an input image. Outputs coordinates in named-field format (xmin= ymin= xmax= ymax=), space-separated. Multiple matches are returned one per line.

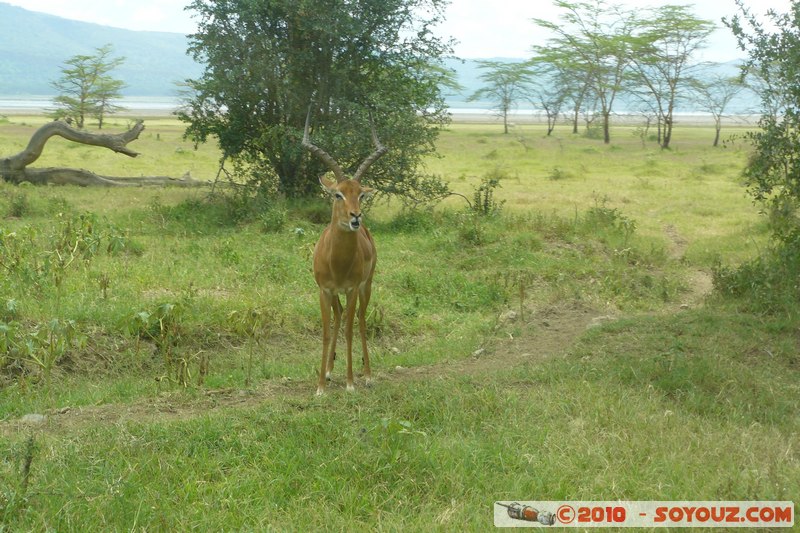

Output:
xmin=5 ymin=0 xmax=794 ymax=62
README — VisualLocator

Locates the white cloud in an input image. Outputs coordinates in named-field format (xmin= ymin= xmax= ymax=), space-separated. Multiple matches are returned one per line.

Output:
xmin=439 ymin=0 xmax=793 ymax=61
xmin=6 ymin=0 xmax=195 ymax=32
xmin=6 ymin=0 xmax=794 ymax=59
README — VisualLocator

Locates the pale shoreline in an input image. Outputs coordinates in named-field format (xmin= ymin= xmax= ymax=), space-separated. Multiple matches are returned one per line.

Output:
xmin=443 ymin=112 xmax=759 ymax=127
xmin=0 ymin=101 xmax=758 ymax=127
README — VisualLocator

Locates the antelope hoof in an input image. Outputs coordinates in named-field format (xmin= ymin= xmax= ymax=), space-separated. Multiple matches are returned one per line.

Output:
xmin=316 ymin=386 xmax=326 ymax=396
xmin=346 ymin=383 xmax=356 ymax=392
xmin=365 ymin=376 xmax=373 ymax=388
xmin=325 ymin=371 xmax=332 ymax=382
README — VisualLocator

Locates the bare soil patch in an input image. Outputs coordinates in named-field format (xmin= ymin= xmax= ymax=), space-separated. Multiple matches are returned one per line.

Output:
xmin=664 ymin=224 xmax=714 ymax=308
xmin=2 ymin=302 xmax=596 ymax=437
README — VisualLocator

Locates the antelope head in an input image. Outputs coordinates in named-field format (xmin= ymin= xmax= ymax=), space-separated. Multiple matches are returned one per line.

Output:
xmin=302 ymin=111 xmax=388 ymax=232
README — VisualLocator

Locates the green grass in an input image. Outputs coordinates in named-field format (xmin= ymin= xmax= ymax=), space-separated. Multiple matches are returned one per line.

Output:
xmin=0 ymin=117 xmax=797 ymax=531
xmin=430 ymin=123 xmax=765 ymax=266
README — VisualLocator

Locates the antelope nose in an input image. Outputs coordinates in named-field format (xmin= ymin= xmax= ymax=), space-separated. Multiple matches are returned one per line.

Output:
xmin=350 ymin=212 xmax=361 ymax=219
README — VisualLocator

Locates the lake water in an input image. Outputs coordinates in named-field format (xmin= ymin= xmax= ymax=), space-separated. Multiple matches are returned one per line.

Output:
xmin=0 ymin=96 xmax=181 ymax=114
xmin=0 ymin=96 xmax=758 ymax=125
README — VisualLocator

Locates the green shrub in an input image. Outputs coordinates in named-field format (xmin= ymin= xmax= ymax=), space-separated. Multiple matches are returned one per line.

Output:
xmin=546 ymin=166 xmax=575 ymax=181
xmin=6 ymin=191 xmax=30 ymax=218
xmin=471 ymin=175 xmax=504 ymax=217
xmin=713 ymin=231 xmax=800 ymax=315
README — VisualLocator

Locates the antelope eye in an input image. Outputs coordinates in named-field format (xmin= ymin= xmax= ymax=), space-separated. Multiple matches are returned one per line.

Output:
xmin=335 ymin=192 xmax=344 ymax=200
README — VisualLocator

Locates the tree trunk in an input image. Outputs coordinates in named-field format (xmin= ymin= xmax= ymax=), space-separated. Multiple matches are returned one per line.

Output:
xmin=0 ymin=120 xmax=203 ymax=187
xmin=572 ymin=106 xmax=580 ymax=134
xmin=661 ymin=105 xmax=674 ymax=149
xmin=713 ymin=118 xmax=722 ymax=147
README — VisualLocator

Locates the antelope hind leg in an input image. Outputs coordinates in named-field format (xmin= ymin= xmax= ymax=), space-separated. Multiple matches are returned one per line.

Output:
xmin=317 ymin=289 xmax=333 ymax=395
xmin=358 ymin=283 xmax=373 ymax=386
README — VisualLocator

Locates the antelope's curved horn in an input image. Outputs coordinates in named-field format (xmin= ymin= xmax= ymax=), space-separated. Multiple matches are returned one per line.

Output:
xmin=302 ymin=107 xmax=346 ymax=183
xmin=353 ymin=117 xmax=388 ymax=182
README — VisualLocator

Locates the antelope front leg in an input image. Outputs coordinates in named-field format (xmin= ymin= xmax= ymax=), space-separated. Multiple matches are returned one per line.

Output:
xmin=327 ymin=295 xmax=342 ymax=380
xmin=344 ymin=288 xmax=358 ymax=392
xmin=317 ymin=289 xmax=333 ymax=395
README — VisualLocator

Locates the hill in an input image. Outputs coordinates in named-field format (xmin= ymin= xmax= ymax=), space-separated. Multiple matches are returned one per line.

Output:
xmin=0 ymin=2 xmax=753 ymax=113
xmin=0 ymin=2 xmax=202 ymax=96
xmin=0 ymin=2 xmax=501 ymax=101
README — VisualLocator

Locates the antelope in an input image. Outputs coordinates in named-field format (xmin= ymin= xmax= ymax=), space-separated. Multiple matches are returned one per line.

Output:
xmin=303 ymin=111 xmax=388 ymax=395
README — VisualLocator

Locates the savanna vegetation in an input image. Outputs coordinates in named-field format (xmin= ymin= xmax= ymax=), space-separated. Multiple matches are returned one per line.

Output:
xmin=0 ymin=112 xmax=797 ymax=530
xmin=0 ymin=0 xmax=798 ymax=528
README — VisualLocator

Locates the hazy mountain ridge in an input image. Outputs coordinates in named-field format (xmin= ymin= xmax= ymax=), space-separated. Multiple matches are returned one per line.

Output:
xmin=0 ymin=2 xmax=754 ymax=113
xmin=0 ymin=2 xmax=202 ymax=96
xmin=0 ymin=3 xmax=521 ymax=100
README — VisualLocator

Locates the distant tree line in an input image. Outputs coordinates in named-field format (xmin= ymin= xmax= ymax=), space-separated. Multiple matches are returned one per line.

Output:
xmin=470 ymin=0 xmax=751 ymax=148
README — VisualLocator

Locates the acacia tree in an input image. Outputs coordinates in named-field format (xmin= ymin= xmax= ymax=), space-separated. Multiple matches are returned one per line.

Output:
xmin=534 ymin=0 xmax=636 ymax=144
xmin=94 ymin=76 xmax=127 ymax=129
xmin=629 ymin=5 xmax=715 ymax=149
xmin=51 ymin=44 xmax=126 ymax=129
xmin=468 ymin=61 xmax=534 ymax=134
xmin=691 ymin=74 xmax=747 ymax=147
xmin=181 ymin=0 xmax=453 ymax=199
xmin=526 ymin=64 xmax=568 ymax=135
xmin=533 ymin=50 xmax=596 ymax=135
xmin=725 ymin=0 xmax=800 ymax=243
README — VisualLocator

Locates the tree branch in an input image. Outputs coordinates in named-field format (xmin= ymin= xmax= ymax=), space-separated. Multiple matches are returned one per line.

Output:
xmin=6 ymin=120 xmax=144 ymax=171
xmin=0 ymin=120 xmax=205 ymax=187
xmin=20 ymin=168 xmax=203 ymax=187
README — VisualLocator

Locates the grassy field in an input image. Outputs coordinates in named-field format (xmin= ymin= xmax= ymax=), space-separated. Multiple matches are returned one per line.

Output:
xmin=0 ymin=115 xmax=797 ymax=531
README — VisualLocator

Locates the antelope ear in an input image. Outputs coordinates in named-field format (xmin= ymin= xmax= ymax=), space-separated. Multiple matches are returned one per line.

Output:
xmin=319 ymin=174 xmax=338 ymax=194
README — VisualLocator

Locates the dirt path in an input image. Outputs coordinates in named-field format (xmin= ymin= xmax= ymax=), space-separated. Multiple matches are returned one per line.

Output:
xmin=2 ymin=302 xmax=597 ymax=437
xmin=664 ymin=224 xmax=714 ymax=307
xmin=2 ymin=228 xmax=714 ymax=437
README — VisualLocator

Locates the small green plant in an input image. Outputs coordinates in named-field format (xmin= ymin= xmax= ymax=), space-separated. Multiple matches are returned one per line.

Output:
xmin=28 ymin=318 xmax=85 ymax=391
xmin=216 ymin=239 xmax=241 ymax=266
xmin=712 ymin=232 xmax=800 ymax=315
xmin=547 ymin=166 xmax=575 ymax=181
xmin=153 ymin=302 xmax=183 ymax=383
xmin=385 ymin=209 xmax=437 ymax=233
xmin=376 ymin=417 xmax=427 ymax=464
xmin=106 ymin=223 xmax=139 ymax=255
xmin=126 ymin=302 xmax=186 ymax=385
xmin=46 ymin=213 xmax=105 ymax=313
xmin=583 ymin=200 xmax=637 ymax=247
xmin=3 ymin=299 xmax=19 ymax=321
xmin=0 ymin=226 xmax=45 ymax=290
xmin=229 ymin=307 xmax=271 ymax=387
xmin=148 ymin=195 xmax=169 ymax=229
xmin=471 ymin=175 xmax=504 ymax=217
xmin=0 ymin=435 xmax=36 ymax=524
xmin=455 ymin=211 xmax=486 ymax=246
xmin=259 ymin=202 xmax=288 ymax=233
xmin=98 ymin=273 xmax=111 ymax=299
xmin=6 ymin=191 xmax=30 ymax=218
xmin=0 ymin=320 xmax=24 ymax=373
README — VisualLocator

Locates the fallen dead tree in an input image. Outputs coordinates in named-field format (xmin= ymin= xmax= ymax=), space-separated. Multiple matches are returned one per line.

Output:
xmin=0 ymin=120 xmax=203 ymax=187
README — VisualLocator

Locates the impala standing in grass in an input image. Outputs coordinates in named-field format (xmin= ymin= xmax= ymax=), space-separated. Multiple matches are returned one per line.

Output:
xmin=303 ymin=111 xmax=388 ymax=395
